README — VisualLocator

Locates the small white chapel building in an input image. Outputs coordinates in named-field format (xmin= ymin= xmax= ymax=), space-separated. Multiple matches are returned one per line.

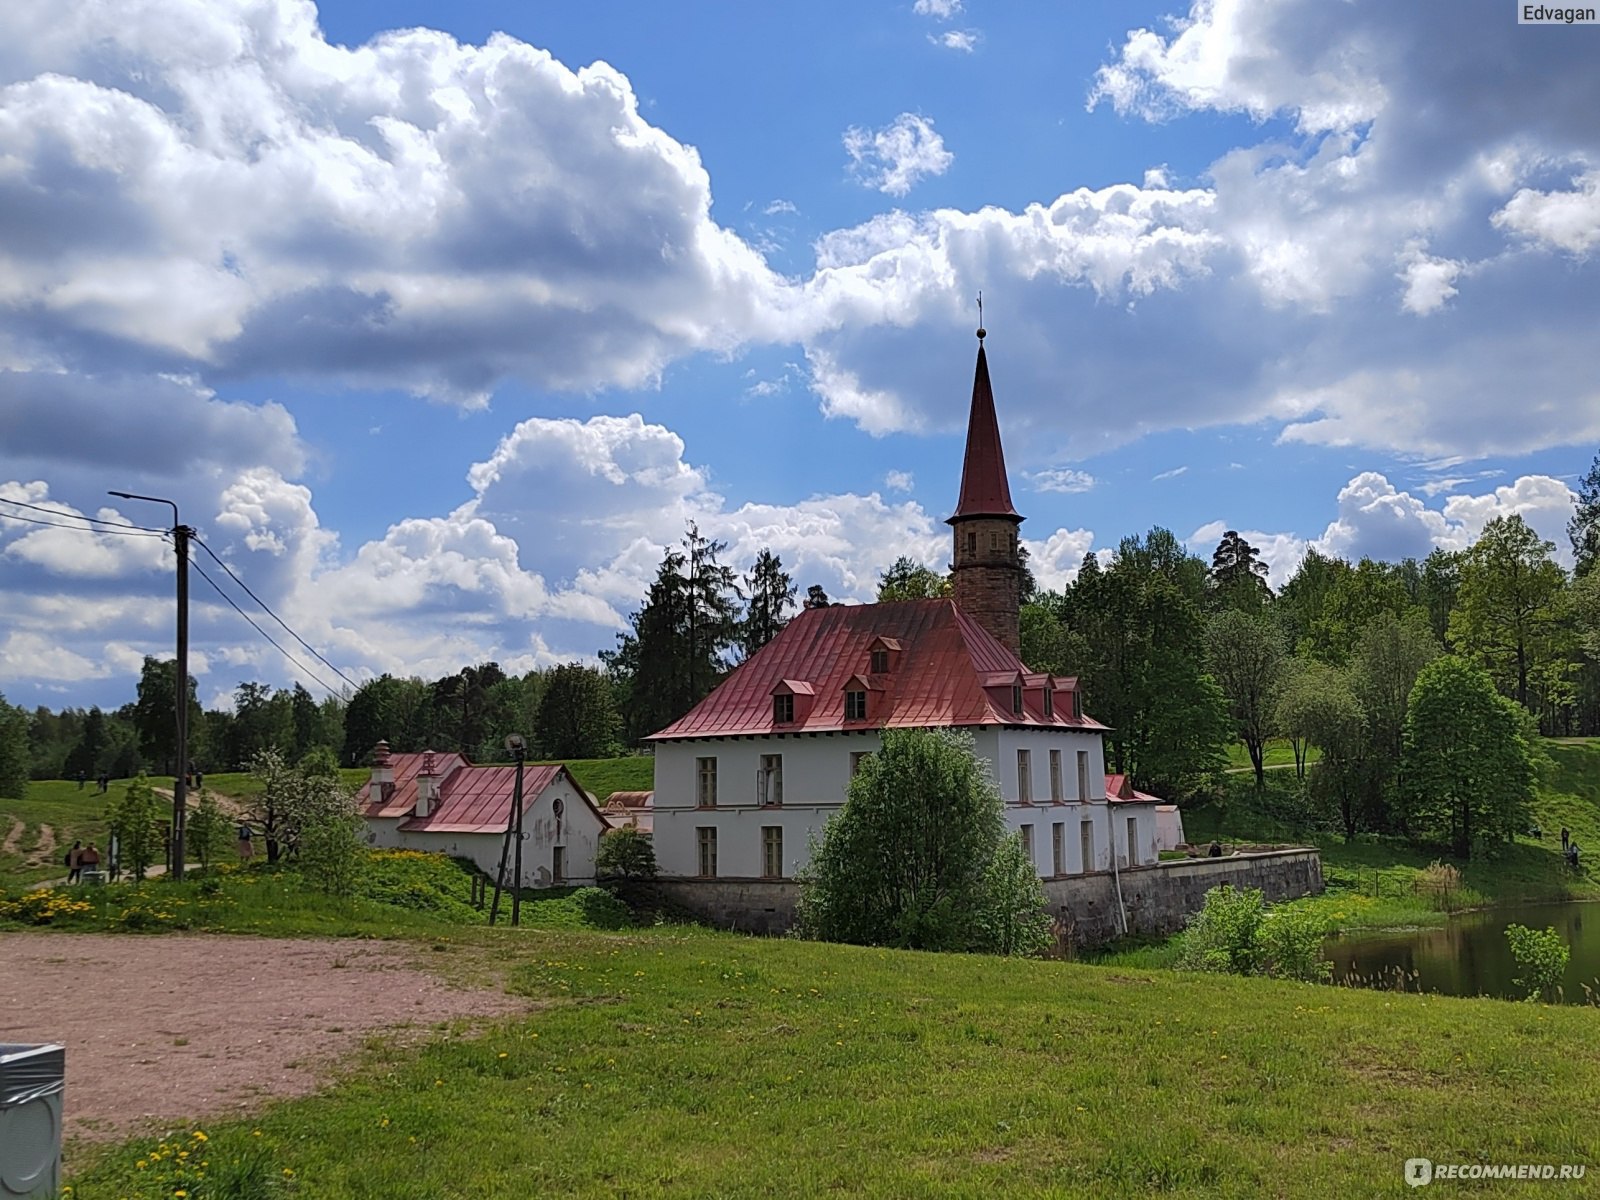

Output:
xmin=648 ymin=331 xmax=1162 ymax=897
xmin=355 ymin=744 xmax=610 ymax=888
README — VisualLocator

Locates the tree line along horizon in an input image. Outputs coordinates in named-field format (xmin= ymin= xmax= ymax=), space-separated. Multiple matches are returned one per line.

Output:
xmin=4 ymin=455 xmax=1598 ymax=857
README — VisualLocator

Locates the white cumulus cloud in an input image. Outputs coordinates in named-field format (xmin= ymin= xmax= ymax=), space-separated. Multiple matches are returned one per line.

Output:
xmin=843 ymin=113 xmax=955 ymax=198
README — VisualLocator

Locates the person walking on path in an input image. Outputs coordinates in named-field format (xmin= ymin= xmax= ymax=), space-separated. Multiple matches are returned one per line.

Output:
xmin=65 ymin=841 xmax=83 ymax=884
xmin=237 ymin=822 xmax=255 ymax=863
xmin=78 ymin=842 xmax=101 ymax=877
xmin=1562 ymin=826 xmax=1571 ymax=852
xmin=97 ymin=773 xmax=109 ymax=793
xmin=75 ymin=770 xmax=86 ymax=790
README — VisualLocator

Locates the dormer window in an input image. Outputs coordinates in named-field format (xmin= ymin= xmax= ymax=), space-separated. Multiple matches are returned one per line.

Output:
xmin=774 ymin=693 xmax=795 ymax=724
xmin=845 ymin=690 xmax=868 ymax=720
xmin=870 ymin=648 xmax=889 ymax=674
xmin=1012 ymin=683 xmax=1023 ymax=715
xmin=1044 ymin=690 xmax=1054 ymax=718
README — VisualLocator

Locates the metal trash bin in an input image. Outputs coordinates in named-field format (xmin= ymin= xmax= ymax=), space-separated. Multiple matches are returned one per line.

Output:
xmin=0 ymin=1043 xmax=64 ymax=1199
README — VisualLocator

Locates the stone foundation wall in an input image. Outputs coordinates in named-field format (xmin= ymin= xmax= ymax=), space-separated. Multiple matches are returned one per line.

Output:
xmin=655 ymin=849 xmax=1323 ymax=946
xmin=1043 ymin=849 xmax=1324 ymax=948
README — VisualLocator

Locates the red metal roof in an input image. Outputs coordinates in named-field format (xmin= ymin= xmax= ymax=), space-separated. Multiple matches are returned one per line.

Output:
xmin=948 ymin=341 xmax=1021 ymax=524
xmin=648 ymin=598 xmax=1105 ymax=740
xmin=1106 ymin=773 xmax=1162 ymax=804
xmin=356 ymin=755 xmax=591 ymax=834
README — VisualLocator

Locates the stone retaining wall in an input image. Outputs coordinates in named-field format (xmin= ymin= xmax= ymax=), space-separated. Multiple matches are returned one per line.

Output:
xmin=654 ymin=848 xmax=1323 ymax=945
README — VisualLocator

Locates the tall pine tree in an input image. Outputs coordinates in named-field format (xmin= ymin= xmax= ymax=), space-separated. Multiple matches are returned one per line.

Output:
xmin=741 ymin=548 xmax=796 ymax=658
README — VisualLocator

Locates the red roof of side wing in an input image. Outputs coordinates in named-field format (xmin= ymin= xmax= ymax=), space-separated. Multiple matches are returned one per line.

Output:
xmin=948 ymin=342 xmax=1021 ymax=523
xmin=647 ymin=598 xmax=1106 ymax=740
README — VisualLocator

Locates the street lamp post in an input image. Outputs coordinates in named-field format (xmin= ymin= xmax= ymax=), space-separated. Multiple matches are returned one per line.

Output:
xmin=110 ymin=490 xmax=192 ymax=881
xmin=489 ymin=734 xmax=528 ymax=926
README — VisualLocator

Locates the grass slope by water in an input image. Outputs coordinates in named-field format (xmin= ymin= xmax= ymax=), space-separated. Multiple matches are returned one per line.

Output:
xmin=1178 ymin=739 xmax=1600 ymax=936
xmin=58 ymin=918 xmax=1600 ymax=1198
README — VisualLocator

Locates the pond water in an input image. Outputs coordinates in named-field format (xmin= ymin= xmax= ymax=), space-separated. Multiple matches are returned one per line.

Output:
xmin=1326 ymin=900 xmax=1600 ymax=1004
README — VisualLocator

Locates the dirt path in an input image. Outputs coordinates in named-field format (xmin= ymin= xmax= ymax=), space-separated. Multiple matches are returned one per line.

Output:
xmin=1 ymin=815 xmax=23 ymax=858
xmin=0 ymin=933 xmax=530 ymax=1144
xmin=24 ymin=822 xmax=57 ymax=868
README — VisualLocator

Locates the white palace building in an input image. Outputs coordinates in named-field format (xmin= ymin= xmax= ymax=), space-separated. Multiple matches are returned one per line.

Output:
xmin=647 ymin=331 xmax=1164 ymax=914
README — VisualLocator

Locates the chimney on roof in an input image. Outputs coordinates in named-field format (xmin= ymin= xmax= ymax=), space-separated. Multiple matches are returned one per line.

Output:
xmin=947 ymin=320 xmax=1024 ymax=655
xmin=416 ymin=750 xmax=439 ymax=818
xmin=369 ymin=740 xmax=394 ymax=794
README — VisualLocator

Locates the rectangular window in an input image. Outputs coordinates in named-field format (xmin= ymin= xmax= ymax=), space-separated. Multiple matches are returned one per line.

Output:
xmin=1072 ymin=690 xmax=1083 ymax=720
xmin=1127 ymin=817 xmax=1140 ymax=867
xmin=990 ymin=532 xmax=999 ymax=551
xmin=552 ymin=845 xmax=566 ymax=884
xmin=1080 ymin=821 xmax=1095 ymax=873
xmin=1076 ymin=750 xmax=1089 ymax=801
xmin=1044 ymin=689 xmax=1054 ymax=718
xmin=870 ymin=648 xmax=889 ymax=673
xmin=1011 ymin=683 xmax=1023 ymax=715
xmin=966 ymin=531 xmax=977 ymax=556
xmin=762 ymin=826 xmax=783 ymax=878
xmin=849 ymin=750 xmax=870 ymax=777
xmin=696 ymin=757 xmax=718 ymax=808
xmin=697 ymin=826 xmax=718 ymax=877
xmin=1052 ymin=822 xmax=1065 ymax=875
xmin=1016 ymin=748 xmax=1032 ymax=803
xmin=1049 ymin=749 xmax=1063 ymax=802
xmin=759 ymin=754 xmax=783 ymax=806
xmin=1020 ymin=824 xmax=1034 ymax=866
xmin=845 ymin=690 xmax=867 ymax=720
xmin=773 ymin=693 xmax=794 ymax=724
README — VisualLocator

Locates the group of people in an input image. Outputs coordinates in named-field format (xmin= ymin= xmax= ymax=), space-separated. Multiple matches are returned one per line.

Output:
xmin=1561 ymin=826 xmax=1583 ymax=871
xmin=73 ymin=770 xmax=111 ymax=793
xmin=64 ymin=840 xmax=102 ymax=883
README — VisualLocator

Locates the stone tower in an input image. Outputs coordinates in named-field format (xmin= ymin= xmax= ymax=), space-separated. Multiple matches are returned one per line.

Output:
xmin=947 ymin=327 xmax=1024 ymax=654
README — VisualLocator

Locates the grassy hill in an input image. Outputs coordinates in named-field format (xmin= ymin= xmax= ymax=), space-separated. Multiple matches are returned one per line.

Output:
xmin=534 ymin=755 xmax=653 ymax=802
xmin=62 ymin=919 xmax=1600 ymax=1197
xmin=1183 ymin=738 xmax=1600 ymax=931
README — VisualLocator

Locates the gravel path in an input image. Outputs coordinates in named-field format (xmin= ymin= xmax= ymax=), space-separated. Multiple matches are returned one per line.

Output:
xmin=0 ymin=933 xmax=528 ymax=1143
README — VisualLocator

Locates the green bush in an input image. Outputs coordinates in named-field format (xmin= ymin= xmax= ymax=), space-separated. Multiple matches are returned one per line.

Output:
xmin=1176 ymin=885 xmax=1265 ymax=975
xmin=1258 ymin=907 xmax=1333 ymax=983
xmin=595 ymin=826 xmax=657 ymax=881
xmin=571 ymin=885 xmax=631 ymax=930
xmin=357 ymin=850 xmax=482 ymax=921
xmin=1505 ymin=923 xmax=1568 ymax=1002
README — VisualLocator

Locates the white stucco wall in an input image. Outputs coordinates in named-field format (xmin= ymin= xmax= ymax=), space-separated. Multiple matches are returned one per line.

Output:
xmin=361 ymin=772 xmax=605 ymax=887
xmin=653 ymin=727 xmax=1158 ymax=880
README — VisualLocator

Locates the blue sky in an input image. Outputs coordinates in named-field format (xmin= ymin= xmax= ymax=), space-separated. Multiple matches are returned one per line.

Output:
xmin=1 ymin=0 xmax=1597 ymax=711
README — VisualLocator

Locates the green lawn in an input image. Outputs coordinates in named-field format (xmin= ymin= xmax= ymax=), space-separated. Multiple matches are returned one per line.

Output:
xmin=1223 ymin=737 xmax=1321 ymax=772
xmin=534 ymin=755 xmax=653 ymax=802
xmin=56 ymin=919 xmax=1600 ymax=1198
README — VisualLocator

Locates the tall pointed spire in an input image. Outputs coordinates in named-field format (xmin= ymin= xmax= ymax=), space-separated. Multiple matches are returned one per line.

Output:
xmin=947 ymin=328 xmax=1021 ymax=524
xmin=946 ymin=319 xmax=1025 ymax=655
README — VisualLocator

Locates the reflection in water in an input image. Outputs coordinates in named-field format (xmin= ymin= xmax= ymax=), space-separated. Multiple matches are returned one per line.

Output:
xmin=1326 ymin=901 xmax=1600 ymax=1004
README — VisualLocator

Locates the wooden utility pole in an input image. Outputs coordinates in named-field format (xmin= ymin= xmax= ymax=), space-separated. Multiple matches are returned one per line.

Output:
xmin=109 ymin=491 xmax=191 ymax=880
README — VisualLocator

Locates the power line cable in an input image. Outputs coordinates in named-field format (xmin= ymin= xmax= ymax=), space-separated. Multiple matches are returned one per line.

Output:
xmin=0 ymin=495 xmax=167 ymax=533
xmin=0 ymin=508 xmax=169 ymax=537
xmin=190 ymin=533 xmax=360 ymax=691
xmin=187 ymin=551 xmax=344 ymax=698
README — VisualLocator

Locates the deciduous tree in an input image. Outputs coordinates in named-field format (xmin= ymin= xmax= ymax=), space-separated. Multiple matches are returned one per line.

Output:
xmin=1448 ymin=515 xmax=1572 ymax=716
xmin=1205 ymin=609 xmax=1287 ymax=787
xmin=796 ymin=728 xmax=1049 ymax=955
xmin=535 ymin=663 xmax=620 ymax=759
xmin=876 ymin=556 xmax=950 ymax=601
xmin=1570 ymin=449 xmax=1600 ymax=578
xmin=1401 ymin=656 xmax=1536 ymax=857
